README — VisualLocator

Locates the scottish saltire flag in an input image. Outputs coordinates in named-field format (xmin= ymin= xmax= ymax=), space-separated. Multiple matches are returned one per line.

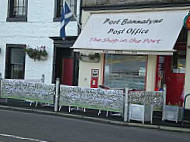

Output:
xmin=60 ymin=1 xmax=72 ymax=39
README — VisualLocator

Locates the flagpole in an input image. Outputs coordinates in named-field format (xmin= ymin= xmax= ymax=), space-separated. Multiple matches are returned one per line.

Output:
xmin=65 ymin=0 xmax=82 ymax=29
xmin=60 ymin=0 xmax=67 ymax=40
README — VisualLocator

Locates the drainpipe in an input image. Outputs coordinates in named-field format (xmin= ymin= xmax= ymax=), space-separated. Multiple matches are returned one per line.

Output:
xmin=78 ymin=0 xmax=83 ymax=34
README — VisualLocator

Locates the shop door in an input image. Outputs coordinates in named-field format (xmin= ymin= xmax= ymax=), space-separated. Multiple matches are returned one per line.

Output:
xmin=61 ymin=58 xmax=74 ymax=85
xmin=164 ymin=50 xmax=186 ymax=106
xmin=163 ymin=29 xmax=187 ymax=106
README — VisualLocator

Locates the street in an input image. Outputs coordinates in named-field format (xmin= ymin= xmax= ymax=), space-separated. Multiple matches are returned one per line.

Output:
xmin=0 ymin=109 xmax=190 ymax=142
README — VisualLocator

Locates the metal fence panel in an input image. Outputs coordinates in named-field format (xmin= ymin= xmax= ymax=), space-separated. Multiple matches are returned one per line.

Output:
xmin=1 ymin=79 xmax=54 ymax=104
xmin=128 ymin=91 xmax=164 ymax=107
xmin=60 ymin=85 xmax=124 ymax=112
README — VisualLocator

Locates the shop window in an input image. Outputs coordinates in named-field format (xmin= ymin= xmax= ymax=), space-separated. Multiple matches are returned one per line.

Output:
xmin=7 ymin=0 xmax=28 ymax=22
xmin=5 ymin=44 xmax=26 ymax=79
xmin=104 ymin=54 xmax=147 ymax=90
xmin=54 ymin=0 xmax=77 ymax=22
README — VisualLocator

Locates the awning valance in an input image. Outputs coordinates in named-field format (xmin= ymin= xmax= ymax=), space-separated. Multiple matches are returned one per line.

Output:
xmin=72 ymin=10 xmax=189 ymax=55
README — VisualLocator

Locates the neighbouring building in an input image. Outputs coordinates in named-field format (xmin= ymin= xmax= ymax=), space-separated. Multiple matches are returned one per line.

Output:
xmin=0 ymin=0 xmax=81 ymax=85
xmin=72 ymin=0 xmax=190 ymax=109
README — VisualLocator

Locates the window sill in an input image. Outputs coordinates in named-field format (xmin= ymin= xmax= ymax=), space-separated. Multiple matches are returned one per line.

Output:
xmin=6 ymin=17 xmax=27 ymax=22
xmin=53 ymin=17 xmax=61 ymax=22
xmin=53 ymin=17 xmax=76 ymax=22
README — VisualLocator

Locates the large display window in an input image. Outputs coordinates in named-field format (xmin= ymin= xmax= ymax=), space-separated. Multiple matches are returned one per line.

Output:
xmin=104 ymin=54 xmax=147 ymax=90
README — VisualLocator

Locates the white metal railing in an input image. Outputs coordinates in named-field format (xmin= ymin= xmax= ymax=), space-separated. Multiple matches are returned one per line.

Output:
xmin=0 ymin=78 xmax=167 ymax=123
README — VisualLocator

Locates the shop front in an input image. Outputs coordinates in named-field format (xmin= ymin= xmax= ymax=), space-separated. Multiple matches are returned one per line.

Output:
xmin=72 ymin=9 xmax=189 ymax=107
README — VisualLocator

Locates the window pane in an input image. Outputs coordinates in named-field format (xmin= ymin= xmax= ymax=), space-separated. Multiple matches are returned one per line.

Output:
xmin=69 ymin=0 xmax=77 ymax=16
xmin=11 ymin=48 xmax=25 ymax=64
xmin=172 ymin=50 xmax=186 ymax=73
xmin=19 ymin=0 xmax=25 ymax=6
xmin=17 ymin=6 xmax=25 ymax=15
xmin=104 ymin=54 xmax=147 ymax=90
xmin=14 ymin=0 xmax=17 ymax=6
xmin=11 ymin=64 xmax=24 ymax=79
xmin=12 ymin=0 xmax=26 ymax=17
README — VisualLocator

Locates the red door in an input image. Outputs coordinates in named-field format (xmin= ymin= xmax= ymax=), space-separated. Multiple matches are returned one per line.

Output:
xmin=164 ymin=56 xmax=185 ymax=106
xmin=61 ymin=58 xmax=74 ymax=85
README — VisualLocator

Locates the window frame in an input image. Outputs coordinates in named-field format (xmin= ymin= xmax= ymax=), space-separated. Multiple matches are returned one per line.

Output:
xmin=54 ymin=0 xmax=77 ymax=22
xmin=6 ymin=0 xmax=28 ymax=22
xmin=5 ymin=44 xmax=26 ymax=79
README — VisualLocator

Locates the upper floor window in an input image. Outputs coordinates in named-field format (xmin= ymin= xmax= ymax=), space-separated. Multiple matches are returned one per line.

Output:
xmin=7 ymin=0 xmax=28 ymax=22
xmin=54 ymin=0 xmax=77 ymax=22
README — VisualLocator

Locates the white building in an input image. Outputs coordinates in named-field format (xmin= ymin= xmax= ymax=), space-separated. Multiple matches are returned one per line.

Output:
xmin=0 ymin=0 xmax=80 ymax=84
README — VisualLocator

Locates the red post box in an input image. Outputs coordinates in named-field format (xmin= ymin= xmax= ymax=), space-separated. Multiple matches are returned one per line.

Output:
xmin=90 ymin=69 xmax=99 ymax=88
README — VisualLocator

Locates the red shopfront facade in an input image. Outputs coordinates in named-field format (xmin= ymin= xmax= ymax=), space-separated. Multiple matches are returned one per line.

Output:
xmin=155 ymin=31 xmax=187 ymax=106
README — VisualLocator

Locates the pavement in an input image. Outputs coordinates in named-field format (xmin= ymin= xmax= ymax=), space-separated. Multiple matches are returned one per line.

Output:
xmin=0 ymin=98 xmax=190 ymax=133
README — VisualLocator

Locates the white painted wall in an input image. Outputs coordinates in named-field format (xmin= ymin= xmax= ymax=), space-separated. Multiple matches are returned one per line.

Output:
xmin=0 ymin=0 xmax=7 ymax=78
xmin=78 ymin=55 xmax=104 ymax=87
xmin=146 ymin=55 xmax=157 ymax=91
xmin=0 ymin=0 xmax=78 ymax=84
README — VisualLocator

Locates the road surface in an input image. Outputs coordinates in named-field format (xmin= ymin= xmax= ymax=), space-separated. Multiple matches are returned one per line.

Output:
xmin=0 ymin=109 xmax=189 ymax=142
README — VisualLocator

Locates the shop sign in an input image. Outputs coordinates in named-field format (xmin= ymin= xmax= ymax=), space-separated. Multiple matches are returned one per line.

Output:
xmin=73 ymin=10 xmax=189 ymax=53
xmin=184 ymin=14 xmax=190 ymax=30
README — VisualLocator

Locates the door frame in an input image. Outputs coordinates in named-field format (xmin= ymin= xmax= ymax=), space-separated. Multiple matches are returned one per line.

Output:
xmin=51 ymin=37 xmax=79 ymax=85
